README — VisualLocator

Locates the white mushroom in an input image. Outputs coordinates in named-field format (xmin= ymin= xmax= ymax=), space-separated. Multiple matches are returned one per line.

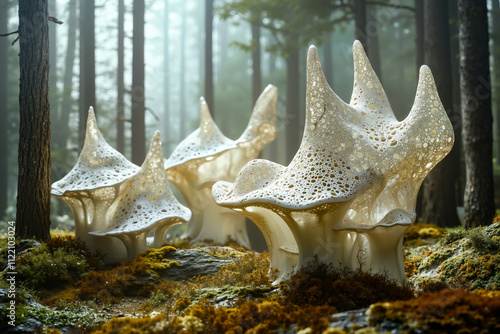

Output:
xmin=213 ymin=41 xmax=454 ymax=284
xmin=165 ymin=86 xmax=278 ymax=248
xmin=90 ymin=131 xmax=191 ymax=260
xmin=52 ymin=108 xmax=139 ymax=263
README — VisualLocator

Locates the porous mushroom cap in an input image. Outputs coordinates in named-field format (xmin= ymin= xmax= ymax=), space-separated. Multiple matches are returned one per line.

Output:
xmin=213 ymin=41 xmax=454 ymax=214
xmin=164 ymin=98 xmax=237 ymax=170
xmin=52 ymin=107 xmax=139 ymax=196
xmin=90 ymin=131 xmax=191 ymax=237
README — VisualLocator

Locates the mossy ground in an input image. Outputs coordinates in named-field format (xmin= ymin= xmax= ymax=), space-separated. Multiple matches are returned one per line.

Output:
xmin=1 ymin=220 xmax=499 ymax=333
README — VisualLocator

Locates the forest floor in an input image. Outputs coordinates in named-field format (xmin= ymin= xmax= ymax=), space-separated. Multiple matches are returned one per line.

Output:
xmin=1 ymin=221 xmax=499 ymax=333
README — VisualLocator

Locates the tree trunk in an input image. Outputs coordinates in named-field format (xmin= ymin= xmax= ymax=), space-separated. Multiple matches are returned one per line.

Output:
xmin=57 ymin=0 xmax=76 ymax=152
xmin=131 ymin=0 xmax=146 ymax=165
xmin=448 ymin=0 xmax=463 ymax=206
xmin=218 ymin=19 xmax=228 ymax=81
xmin=322 ymin=34 xmax=333 ymax=87
xmin=16 ymin=0 xmax=51 ymax=240
xmin=492 ymin=0 xmax=500 ymax=165
xmin=458 ymin=0 xmax=495 ymax=228
xmin=117 ymin=0 xmax=125 ymax=154
xmin=0 ymin=2 xmax=9 ymax=219
xmin=205 ymin=0 xmax=214 ymax=114
xmin=251 ymin=22 xmax=262 ymax=105
xmin=354 ymin=0 xmax=368 ymax=53
xmin=421 ymin=0 xmax=461 ymax=227
xmin=79 ymin=0 xmax=95 ymax=148
xmin=163 ymin=0 xmax=170 ymax=152
xmin=285 ymin=50 xmax=301 ymax=164
xmin=180 ymin=0 xmax=187 ymax=140
xmin=415 ymin=0 xmax=424 ymax=73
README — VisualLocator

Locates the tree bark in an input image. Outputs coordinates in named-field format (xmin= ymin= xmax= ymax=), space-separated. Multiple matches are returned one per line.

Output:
xmin=131 ymin=0 xmax=146 ymax=165
xmin=448 ymin=0 xmax=463 ymax=206
xmin=16 ymin=0 xmax=51 ymax=240
xmin=205 ymin=0 xmax=214 ymax=114
xmin=355 ymin=0 xmax=368 ymax=54
xmin=492 ymin=0 xmax=500 ymax=165
xmin=251 ymin=22 xmax=262 ymax=105
xmin=117 ymin=0 xmax=125 ymax=154
xmin=0 ymin=2 xmax=9 ymax=219
xmin=79 ymin=0 xmax=95 ymax=148
xmin=421 ymin=0 xmax=461 ymax=227
xmin=458 ymin=0 xmax=495 ymax=228
xmin=285 ymin=50 xmax=301 ymax=164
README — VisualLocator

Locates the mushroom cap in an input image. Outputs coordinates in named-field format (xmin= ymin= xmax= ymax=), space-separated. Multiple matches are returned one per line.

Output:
xmin=52 ymin=107 xmax=139 ymax=196
xmin=165 ymin=86 xmax=278 ymax=171
xmin=213 ymin=41 xmax=454 ymax=212
xmin=90 ymin=131 xmax=191 ymax=236
xmin=237 ymin=84 xmax=278 ymax=144
xmin=165 ymin=98 xmax=237 ymax=170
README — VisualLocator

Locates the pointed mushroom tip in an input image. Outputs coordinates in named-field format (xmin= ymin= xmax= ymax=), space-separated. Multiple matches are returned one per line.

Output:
xmin=153 ymin=130 xmax=162 ymax=141
xmin=353 ymin=40 xmax=368 ymax=61
xmin=307 ymin=45 xmax=319 ymax=56
xmin=419 ymin=65 xmax=432 ymax=77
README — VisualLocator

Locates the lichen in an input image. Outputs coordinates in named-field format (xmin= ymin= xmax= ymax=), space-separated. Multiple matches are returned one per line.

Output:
xmin=406 ymin=223 xmax=500 ymax=292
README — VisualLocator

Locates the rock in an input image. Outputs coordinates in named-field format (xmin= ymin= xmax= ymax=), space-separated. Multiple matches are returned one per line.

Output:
xmin=160 ymin=247 xmax=236 ymax=281
xmin=0 ymin=288 xmax=44 ymax=334
xmin=4 ymin=317 xmax=43 ymax=334
xmin=327 ymin=308 xmax=369 ymax=330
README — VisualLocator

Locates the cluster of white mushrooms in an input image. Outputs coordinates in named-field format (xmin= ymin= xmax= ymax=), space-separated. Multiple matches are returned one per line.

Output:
xmin=52 ymin=41 xmax=454 ymax=284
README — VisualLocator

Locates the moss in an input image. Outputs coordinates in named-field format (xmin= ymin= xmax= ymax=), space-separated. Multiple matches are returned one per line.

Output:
xmin=173 ymin=296 xmax=191 ymax=312
xmin=466 ymin=228 xmax=499 ymax=254
xmin=77 ymin=246 xmax=178 ymax=304
xmin=169 ymin=299 xmax=337 ymax=334
xmin=367 ymin=289 xmax=500 ymax=333
xmin=407 ymin=223 xmax=500 ymax=292
xmin=193 ymin=251 xmax=272 ymax=288
xmin=91 ymin=314 xmax=168 ymax=334
xmin=279 ymin=258 xmax=414 ymax=312
xmin=27 ymin=302 xmax=105 ymax=330
xmin=192 ymin=285 xmax=274 ymax=305
xmin=404 ymin=223 xmax=446 ymax=245
xmin=0 ymin=303 xmax=28 ymax=328
xmin=439 ymin=229 xmax=466 ymax=246
xmin=15 ymin=244 xmax=89 ymax=290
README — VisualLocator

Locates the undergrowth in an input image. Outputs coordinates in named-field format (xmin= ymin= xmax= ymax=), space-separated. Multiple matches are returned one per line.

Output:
xmin=279 ymin=257 xmax=414 ymax=312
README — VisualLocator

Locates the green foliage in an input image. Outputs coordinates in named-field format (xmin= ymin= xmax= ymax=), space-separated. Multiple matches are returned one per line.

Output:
xmin=216 ymin=0 xmax=350 ymax=57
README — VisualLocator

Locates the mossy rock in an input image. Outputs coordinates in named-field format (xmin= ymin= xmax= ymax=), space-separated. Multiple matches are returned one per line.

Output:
xmin=407 ymin=223 xmax=500 ymax=292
